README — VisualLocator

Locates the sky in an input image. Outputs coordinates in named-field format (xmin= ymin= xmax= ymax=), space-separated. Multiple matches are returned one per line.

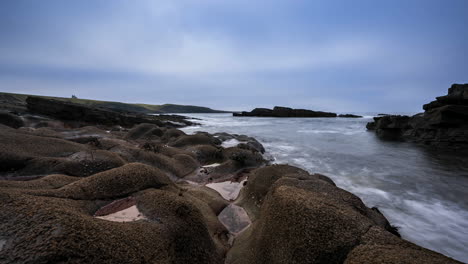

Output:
xmin=0 ymin=0 xmax=467 ymax=112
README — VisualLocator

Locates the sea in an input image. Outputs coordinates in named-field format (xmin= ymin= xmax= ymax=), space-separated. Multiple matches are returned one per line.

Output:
xmin=178 ymin=113 xmax=468 ymax=263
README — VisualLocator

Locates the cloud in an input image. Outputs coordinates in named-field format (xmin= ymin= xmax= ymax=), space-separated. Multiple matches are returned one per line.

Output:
xmin=0 ymin=0 xmax=466 ymax=112
xmin=0 ymin=0 xmax=412 ymax=76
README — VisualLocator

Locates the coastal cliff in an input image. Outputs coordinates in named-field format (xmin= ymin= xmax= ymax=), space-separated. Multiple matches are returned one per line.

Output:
xmin=0 ymin=97 xmax=463 ymax=263
xmin=367 ymin=84 xmax=468 ymax=148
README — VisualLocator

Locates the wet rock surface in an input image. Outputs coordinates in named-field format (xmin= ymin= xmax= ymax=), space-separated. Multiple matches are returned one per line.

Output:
xmin=367 ymin=83 xmax=468 ymax=149
xmin=0 ymin=102 xmax=463 ymax=264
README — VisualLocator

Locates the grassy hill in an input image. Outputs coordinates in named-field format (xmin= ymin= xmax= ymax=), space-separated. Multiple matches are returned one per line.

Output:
xmin=0 ymin=92 xmax=229 ymax=114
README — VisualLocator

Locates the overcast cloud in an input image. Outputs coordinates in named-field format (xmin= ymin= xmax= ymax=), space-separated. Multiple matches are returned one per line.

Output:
xmin=0 ymin=0 xmax=467 ymax=112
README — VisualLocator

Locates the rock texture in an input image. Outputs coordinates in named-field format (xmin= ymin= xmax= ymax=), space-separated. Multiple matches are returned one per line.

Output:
xmin=0 ymin=113 xmax=267 ymax=263
xmin=0 ymin=111 xmax=24 ymax=128
xmin=226 ymin=165 xmax=462 ymax=264
xmin=0 ymin=96 xmax=464 ymax=264
xmin=26 ymin=96 xmax=194 ymax=128
xmin=367 ymin=84 xmax=468 ymax=148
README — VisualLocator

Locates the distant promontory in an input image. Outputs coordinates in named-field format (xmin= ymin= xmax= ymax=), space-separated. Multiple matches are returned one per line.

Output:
xmin=233 ymin=106 xmax=362 ymax=118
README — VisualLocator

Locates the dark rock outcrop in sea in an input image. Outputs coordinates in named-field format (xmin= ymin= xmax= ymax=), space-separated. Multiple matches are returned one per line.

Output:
xmin=234 ymin=106 xmax=338 ymax=118
xmin=233 ymin=106 xmax=362 ymax=118
xmin=0 ymin=99 xmax=463 ymax=263
xmin=367 ymin=84 xmax=468 ymax=148
xmin=338 ymin=114 xmax=363 ymax=118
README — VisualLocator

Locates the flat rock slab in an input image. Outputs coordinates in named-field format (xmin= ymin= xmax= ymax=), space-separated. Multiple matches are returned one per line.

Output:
xmin=94 ymin=197 xmax=148 ymax=222
xmin=218 ymin=204 xmax=251 ymax=235
xmin=206 ymin=179 xmax=246 ymax=201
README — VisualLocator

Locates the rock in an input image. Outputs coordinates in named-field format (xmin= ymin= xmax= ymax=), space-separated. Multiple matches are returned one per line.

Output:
xmin=227 ymin=165 xmax=460 ymax=264
xmin=0 ymin=128 xmax=86 ymax=175
xmin=129 ymin=150 xmax=199 ymax=178
xmin=0 ymin=111 xmax=24 ymax=128
xmin=0 ymin=174 xmax=80 ymax=189
xmin=44 ymin=163 xmax=173 ymax=200
xmin=367 ymin=83 xmax=468 ymax=148
xmin=169 ymin=133 xmax=221 ymax=148
xmin=236 ymin=165 xmax=311 ymax=221
xmin=338 ymin=114 xmax=363 ymax=118
xmin=344 ymin=226 xmax=463 ymax=264
xmin=1 ymin=94 xmax=463 ymax=264
xmin=185 ymin=145 xmax=224 ymax=164
xmin=51 ymin=150 xmax=126 ymax=177
xmin=125 ymin=123 xmax=165 ymax=140
xmin=233 ymin=108 xmax=273 ymax=117
xmin=366 ymin=115 xmax=412 ymax=140
xmin=234 ymin=106 xmax=337 ymax=118
xmin=214 ymin=133 xmax=266 ymax=154
xmin=26 ymin=96 xmax=193 ymax=128
xmin=0 ymin=187 xmax=225 ymax=264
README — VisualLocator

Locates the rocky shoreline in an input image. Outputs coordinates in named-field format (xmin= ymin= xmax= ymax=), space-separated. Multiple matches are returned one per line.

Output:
xmin=233 ymin=106 xmax=363 ymax=118
xmin=367 ymin=84 xmax=468 ymax=149
xmin=0 ymin=97 xmax=463 ymax=263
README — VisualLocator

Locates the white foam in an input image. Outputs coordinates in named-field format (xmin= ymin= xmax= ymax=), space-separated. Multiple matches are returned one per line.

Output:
xmin=203 ymin=163 xmax=221 ymax=168
xmin=221 ymin=138 xmax=244 ymax=148
xmin=382 ymin=199 xmax=468 ymax=262
xmin=297 ymin=129 xmax=340 ymax=134
xmin=96 ymin=205 xmax=147 ymax=222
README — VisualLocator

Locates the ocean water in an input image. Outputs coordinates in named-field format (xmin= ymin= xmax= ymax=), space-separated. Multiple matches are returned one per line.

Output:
xmin=180 ymin=113 xmax=468 ymax=263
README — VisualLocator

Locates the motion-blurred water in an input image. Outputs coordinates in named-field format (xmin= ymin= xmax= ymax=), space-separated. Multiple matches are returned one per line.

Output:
xmin=179 ymin=113 xmax=468 ymax=263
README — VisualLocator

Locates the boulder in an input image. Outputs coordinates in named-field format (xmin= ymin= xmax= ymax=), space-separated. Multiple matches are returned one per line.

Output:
xmin=344 ymin=227 xmax=463 ymax=264
xmin=0 ymin=111 xmax=24 ymax=128
xmin=170 ymin=133 xmax=221 ymax=148
xmin=45 ymin=163 xmax=173 ymax=200
xmin=227 ymin=165 xmax=459 ymax=264
xmin=0 ymin=128 xmax=86 ymax=175
xmin=236 ymin=165 xmax=311 ymax=220
xmin=366 ymin=115 xmax=411 ymax=140
xmin=125 ymin=123 xmax=165 ymax=140
xmin=215 ymin=133 xmax=266 ymax=154
xmin=0 ymin=187 xmax=225 ymax=264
